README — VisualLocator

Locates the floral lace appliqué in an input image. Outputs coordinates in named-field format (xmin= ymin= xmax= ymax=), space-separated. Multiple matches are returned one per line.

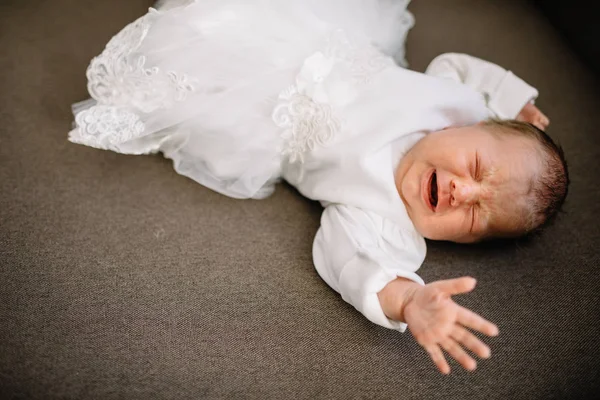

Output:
xmin=326 ymin=29 xmax=394 ymax=85
xmin=273 ymin=30 xmax=393 ymax=168
xmin=86 ymin=12 xmax=195 ymax=113
xmin=273 ymin=85 xmax=341 ymax=164
xmin=74 ymin=10 xmax=197 ymax=151
xmin=72 ymin=106 xmax=145 ymax=151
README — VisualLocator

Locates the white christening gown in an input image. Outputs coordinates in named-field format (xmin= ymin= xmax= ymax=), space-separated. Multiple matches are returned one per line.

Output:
xmin=69 ymin=0 xmax=417 ymax=199
xmin=69 ymin=0 xmax=537 ymax=330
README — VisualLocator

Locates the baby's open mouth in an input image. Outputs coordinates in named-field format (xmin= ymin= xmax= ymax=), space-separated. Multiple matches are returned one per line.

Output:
xmin=429 ymin=171 xmax=438 ymax=210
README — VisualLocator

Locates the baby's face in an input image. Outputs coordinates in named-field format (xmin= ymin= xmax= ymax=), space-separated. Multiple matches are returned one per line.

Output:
xmin=396 ymin=125 xmax=540 ymax=243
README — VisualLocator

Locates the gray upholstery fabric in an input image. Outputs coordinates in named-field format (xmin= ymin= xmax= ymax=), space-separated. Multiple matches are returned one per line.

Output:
xmin=1 ymin=0 xmax=598 ymax=399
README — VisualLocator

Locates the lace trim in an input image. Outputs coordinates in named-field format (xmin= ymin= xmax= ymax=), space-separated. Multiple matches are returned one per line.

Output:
xmin=86 ymin=12 xmax=196 ymax=113
xmin=72 ymin=106 xmax=145 ymax=150
xmin=74 ymin=10 xmax=197 ymax=150
xmin=273 ymin=30 xmax=393 ymax=169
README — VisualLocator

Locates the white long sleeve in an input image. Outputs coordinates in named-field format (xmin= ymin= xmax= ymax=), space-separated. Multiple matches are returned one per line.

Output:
xmin=425 ymin=53 xmax=538 ymax=119
xmin=312 ymin=204 xmax=426 ymax=331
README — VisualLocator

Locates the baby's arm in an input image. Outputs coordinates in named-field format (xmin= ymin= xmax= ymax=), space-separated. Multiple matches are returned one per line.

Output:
xmin=425 ymin=53 xmax=549 ymax=129
xmin=313 ymin=205 xmax=498 ymax=373
xmin=312 ymin=204 xmax=425 ymax=331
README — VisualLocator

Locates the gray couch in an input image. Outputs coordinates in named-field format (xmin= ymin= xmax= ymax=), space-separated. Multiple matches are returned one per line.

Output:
xmin=1 ymin=0 xmax=598 ymax=399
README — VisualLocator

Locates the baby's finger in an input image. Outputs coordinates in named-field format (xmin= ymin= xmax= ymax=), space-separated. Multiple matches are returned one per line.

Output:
xmin=433 ymin=277 xmax=477 ymax=296
xmin=533 ymin=117 xmax=548 ymax=131
xmin=441 ymin=339 xmax=477 ymax=371
xmin=457 ymin=306 xmax=499 ymax=337
xmin=540 ymin=115 xmax=550 ymax=128
xmin=451 ymin=326 xmax=491 ymax=359
xmin=425 ymin=344 xmax=451 ymax=375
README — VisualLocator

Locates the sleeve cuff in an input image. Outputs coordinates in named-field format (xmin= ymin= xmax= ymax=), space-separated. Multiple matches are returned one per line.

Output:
xmin=338 ymin=254 xmax=425 ymax=332
xmin=488 ymin=71 xmax=539 ymax=119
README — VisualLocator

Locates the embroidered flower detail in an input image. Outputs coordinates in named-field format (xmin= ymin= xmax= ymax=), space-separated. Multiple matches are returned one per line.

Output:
xmin=273 ymin=30 xmax=393 ymax=168
xmin=273 ymin=86 xmax=340 ymax=164
xmin=326 ymin=29 xmax=394 ymax=85
xmin=71 ymin=106 xmax=145 ymax=150
xmin=294 ymin=52 xmax=336 ymax=103
xmin=167 ymin=71 xmax=195 ymax=102
xmin=86 ymin=14 xmax=152 ymax=109
xmin=74 ymin=10 xmax=199 ymax=152
xmin=86 ymin=12 xmax=197 ymax=113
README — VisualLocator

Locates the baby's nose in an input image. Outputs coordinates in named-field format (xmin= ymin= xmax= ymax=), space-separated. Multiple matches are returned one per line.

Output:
xmin=450 ymin=179 xmax=478 ymax=206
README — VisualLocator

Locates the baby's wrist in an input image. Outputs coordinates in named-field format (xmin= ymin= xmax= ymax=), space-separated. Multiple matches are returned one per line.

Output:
xmin=377 ymin=277 xmax=421 ymax=322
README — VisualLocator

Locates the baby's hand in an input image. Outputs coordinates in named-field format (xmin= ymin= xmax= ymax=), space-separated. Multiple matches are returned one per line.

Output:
xmin=516 ymin=103 xmax=550 ymax=130
xmin=403 ymin=277 xmax=499 ymax=375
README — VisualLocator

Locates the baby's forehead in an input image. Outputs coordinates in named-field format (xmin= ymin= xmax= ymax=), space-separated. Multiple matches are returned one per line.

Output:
xmin=481 ymin=180 xmax=534 ymax=238
xmin=479 ymin=158 xmax=540 ymax=236
xmin=483 ymin=135 xmax=542 ymax=183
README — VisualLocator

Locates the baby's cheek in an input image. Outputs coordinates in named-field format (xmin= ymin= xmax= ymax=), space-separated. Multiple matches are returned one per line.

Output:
xmin=432 ymin=213 xmax=468 ymax=241
xmin=407 ymin=212 xmax=437 ymax=240
xmin=417 ymin=214 xmax=451 ymax=241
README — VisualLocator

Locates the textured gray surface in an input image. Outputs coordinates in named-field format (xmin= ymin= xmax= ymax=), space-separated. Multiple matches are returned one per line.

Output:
xmin=1 ymin=0 xmax=599 ymax=399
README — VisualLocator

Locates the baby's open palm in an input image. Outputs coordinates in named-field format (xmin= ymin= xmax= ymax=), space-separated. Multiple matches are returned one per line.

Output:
xmin=404 ymin=277 xmax=499 ymax=374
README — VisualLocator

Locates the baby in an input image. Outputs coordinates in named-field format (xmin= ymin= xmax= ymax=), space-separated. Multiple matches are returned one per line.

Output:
xmin=68 ymin=0 xmax=569 ymax=375
xmin=382 ymin=106 xmax=567 ymax=375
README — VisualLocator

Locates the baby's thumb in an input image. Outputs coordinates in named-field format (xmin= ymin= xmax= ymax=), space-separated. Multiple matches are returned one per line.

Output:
xmin=434 ymin=276 xmax=477 ymax=295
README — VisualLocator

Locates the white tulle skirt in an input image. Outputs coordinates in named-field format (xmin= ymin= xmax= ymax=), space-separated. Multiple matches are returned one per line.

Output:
xmin=69 ymin=0 xmax=414 ymax=199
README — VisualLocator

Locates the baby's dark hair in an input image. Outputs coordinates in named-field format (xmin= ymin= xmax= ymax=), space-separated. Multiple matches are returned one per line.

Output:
xmin=482 ymin=119 xmax=569 ymax=236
